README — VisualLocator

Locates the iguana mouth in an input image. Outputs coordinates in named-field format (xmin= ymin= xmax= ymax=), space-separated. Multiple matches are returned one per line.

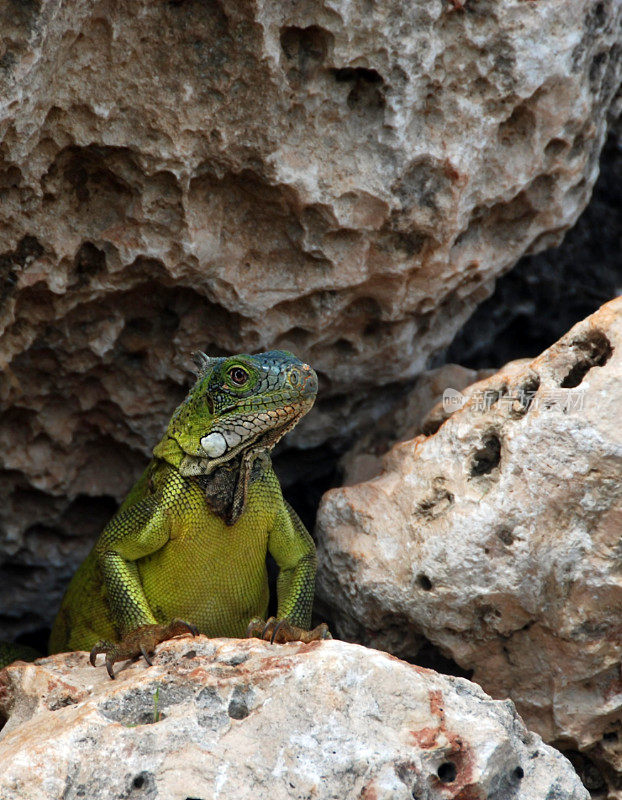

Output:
xmin=220 ymin=401 xmax=308 ymax=454
xmin=176 ymin=402 xmax=309 ymax=479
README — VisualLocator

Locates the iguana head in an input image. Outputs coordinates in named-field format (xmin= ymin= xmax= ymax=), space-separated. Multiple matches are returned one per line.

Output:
xmin=154 ymin=350 xmax=318 ymax=475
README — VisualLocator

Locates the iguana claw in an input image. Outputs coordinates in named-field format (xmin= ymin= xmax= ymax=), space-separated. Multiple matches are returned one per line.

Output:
xmin=89 ymin=618 xmax=198 ymax=679
xmin=246 ymin=616 xmax=332 ymax=644
xmin=140 ymin=645 xmax=153 ymax=666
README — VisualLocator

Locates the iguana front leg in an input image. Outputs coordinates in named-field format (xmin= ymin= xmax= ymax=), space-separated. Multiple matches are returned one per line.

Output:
xmin=90 ymin=498 xmax=196 ymax=678
xmin=90 ymin=619 xmax=197 ymax=679
xmin=247 ymin=502 xmax=331 ymax=644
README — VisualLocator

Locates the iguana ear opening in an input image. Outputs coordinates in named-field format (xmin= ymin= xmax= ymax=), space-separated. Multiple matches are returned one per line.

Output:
xmin=192 ymin=351 xmax=218 ymax=376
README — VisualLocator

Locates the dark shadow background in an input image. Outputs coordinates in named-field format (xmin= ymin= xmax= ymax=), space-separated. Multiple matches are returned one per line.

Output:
xmin=446 ymin=134 xmax=621 ymax=369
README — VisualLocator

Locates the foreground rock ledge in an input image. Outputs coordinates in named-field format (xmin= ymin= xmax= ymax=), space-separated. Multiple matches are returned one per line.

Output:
xmin=1 ymin=0 xmax=622 ymax=645
xmin=316 ymin=296 xmax=622 ymax=795
xmin=0 ymin=637 xmax=587 ymax=800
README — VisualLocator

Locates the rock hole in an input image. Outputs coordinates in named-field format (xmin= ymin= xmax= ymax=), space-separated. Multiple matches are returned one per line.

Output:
xmin=0 ymin=165 xmax=22 ymax=188
xmin=437 ymin=762 xmax=457 ymax=783
xmin=394 ymin=156 xmax=454 ymax=216
xmin=587 ymin=1 xmax=606 ymax=31
xmin=544 ymin=138 xmax=569 ymax=160
xmin=73 ymin=241 xmax=106 ymax=279
xmin=334 ymin=338 xmax=357 ymax=356
xmin=498 ymin=103 xmax=536 ymax=148
xmin=603 ymin=731 xmax=618 ymax=742
xmin=129 ymin=771 xmax=155 ymax=793
xmin=470 ymin=433 xmax=501 ymax=476
xmin=363 ymin=318 xmax=392 ymax=340
xmin=344 ymin=296 xmax=383 ymax=320
xmin=0 ymin=235 xmax=44 ymax=304
xmin=513 ymin=766 xmax=525 ymax=780
xmin=527 ymin=174 xmax=556 ymax=208
xmin=275 ymin=326 xmax=311 ymax=351
xmin=417 ymin=574 xmax=433 ymax=591
xmin=223 ymin=651 xmax=250 ymax=667
xmin=560 ymin=331 xmax=613 ymax=388
xmin=478 ymin=604 xmax=502 ymax=623
xmin=568 ymin=132 xmax=586 ymax=160
xmin=521 ymin=374 xmax=541 ymax=395
xmin=1 ymin=235 xmax=44 ymax=270
xmin=332 ymin=67 xmax=385 ymax=110
xmin=380 ymin=229 xmax=430 ymax=258
xmin=280 ymin=25 xmax=332 ymax=80
xmin=98 ymin=685 xmax=176 ymax=726
xmin=227 ymin=686 xmax=251 ymax=720
xmin=496 ymin=528 xmax=514 ymax=546
xmin=333 ymin=66 xmax=383 ymax=84
xmin=511 ymin=374 xmax=540 ymax=416
xmin=417 ymin=484 xmax=454 ymax=518
xmin=485 ymin=386 xmax=506 ymax=408
xmin=228 ymin=699 xmax=249 ymax=719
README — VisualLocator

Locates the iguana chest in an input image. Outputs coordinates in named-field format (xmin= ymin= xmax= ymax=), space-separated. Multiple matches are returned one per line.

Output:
xmin=137 ymin=468 xmax=278 ymax=637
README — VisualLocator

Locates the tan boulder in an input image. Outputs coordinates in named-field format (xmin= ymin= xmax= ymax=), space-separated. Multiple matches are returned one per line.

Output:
xmin=341 ymin=363 xmax=498 ymax=486
xmin=317 ymin=297 xmax=622 ymax=797
xmin=0 ymin=637 xmax=588 ymax=799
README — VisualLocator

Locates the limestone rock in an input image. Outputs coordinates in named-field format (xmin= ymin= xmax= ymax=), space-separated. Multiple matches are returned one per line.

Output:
xmin=0 ymin=0 xmax=621 ymax=640
xmin=420 ymin=359 xmax=531 ymax=436
xmin=0 ymin=637 xmax=588 ymax=800
xmin=316 ymin=297 xmax=622 ymax=797
xmin=341 ymin=363 xmax=497 ymax=485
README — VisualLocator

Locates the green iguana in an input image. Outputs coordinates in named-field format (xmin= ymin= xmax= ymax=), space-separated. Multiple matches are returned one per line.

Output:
xmin=0 ymin=350 xmax=329 ymax=678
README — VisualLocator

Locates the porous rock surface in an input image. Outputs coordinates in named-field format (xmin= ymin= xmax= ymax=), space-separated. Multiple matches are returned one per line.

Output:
xmin=1 ymin=0 xmax=621 ymax=640
xmin=316 ymin=297 xmax=622 ymax=797
xmin=0 ymin=636 xmax=589 ymax=800
xmin=340 ymin=362 xmax=498 ymax=485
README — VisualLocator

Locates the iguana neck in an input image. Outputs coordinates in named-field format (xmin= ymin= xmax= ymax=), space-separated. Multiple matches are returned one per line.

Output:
xmin=153 ymin=434 xmax=267 ymax=525
xmin=152 ymin=435 xmax=186 ymax=470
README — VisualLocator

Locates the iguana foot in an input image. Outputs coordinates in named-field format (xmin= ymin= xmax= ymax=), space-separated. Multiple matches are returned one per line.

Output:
xmin=246 ymin=616 xmax=332 ymax=644
xmin=89 ymin=618 xmax=198 ymax=679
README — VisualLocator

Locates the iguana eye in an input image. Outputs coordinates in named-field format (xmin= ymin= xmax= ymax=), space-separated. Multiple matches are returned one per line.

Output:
xmin=228 ymin=366 xmax=248 ymax=386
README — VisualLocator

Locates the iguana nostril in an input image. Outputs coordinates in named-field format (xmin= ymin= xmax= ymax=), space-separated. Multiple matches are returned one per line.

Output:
xmin=296 ymin=364 xmax=318 ymax=398
xmin=288 ymin=365 xmax=318 ymax=397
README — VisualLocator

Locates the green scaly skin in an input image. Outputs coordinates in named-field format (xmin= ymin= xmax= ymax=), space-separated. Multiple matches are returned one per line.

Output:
xmin=2 ymin=350 xmax=330 ymax=677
